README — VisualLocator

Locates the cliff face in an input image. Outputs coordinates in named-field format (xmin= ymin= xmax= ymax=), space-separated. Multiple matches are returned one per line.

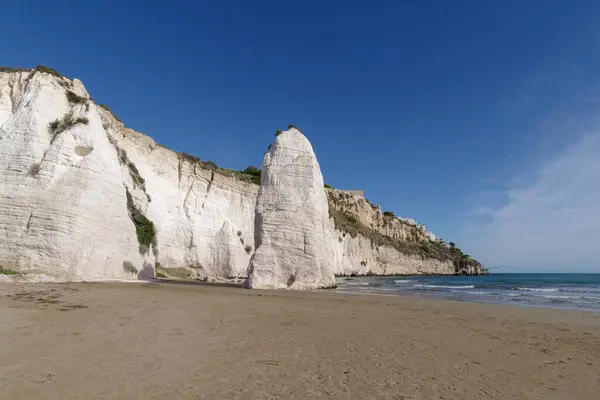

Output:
xmin=0 ymin=69 xmax=153 ymax=280
xmin=0 ymin=67 xmax=483 ymax=281
xmin=0 ymin=67 xmax=257 ymax=281
xmin=328 ymin=190 xmax=482 ymax=276
xmin=104 ymin=121 xmax=259 ymax=280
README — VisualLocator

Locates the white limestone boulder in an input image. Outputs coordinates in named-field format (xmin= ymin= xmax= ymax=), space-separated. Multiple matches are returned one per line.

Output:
xmin=245 ymin=128 xmax=337 ymax=290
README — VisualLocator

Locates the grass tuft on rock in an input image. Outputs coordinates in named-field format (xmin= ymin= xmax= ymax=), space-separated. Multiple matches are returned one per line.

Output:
xmin=115 ymin=147 xmax=147 ymax=191
xmin=0 ymin=66 xmax=31 ymax=73
xmin=48 ymin=113 xmax=89 ymax=142
xmin=0 ymin=265 xmax=20 ymax=275
xmin=34 ymin=65 xmax=63 ymax=78
xmin=66 ymin=90 xmax=86 ymax=104
xmin=98 ymin=104 xmax=123 ymax=123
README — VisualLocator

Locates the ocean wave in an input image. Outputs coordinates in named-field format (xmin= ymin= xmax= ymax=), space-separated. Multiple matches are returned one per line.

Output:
xmin=343 ymin=282 xmax=370 ymax=286
xmin=540 ymin=294 xmax=600 ymax=301
xmin=559 ymin=287 xmax=600 ymax=294
xmin=412 ymin=284 xmax=475 ymax=289
xmin=393 ymin=280 xmax=411 ymax=284
xmin=540 ymin=295 xmax=573 ymax=300
xmin=516 ymin=287 xmax=559 ymax=292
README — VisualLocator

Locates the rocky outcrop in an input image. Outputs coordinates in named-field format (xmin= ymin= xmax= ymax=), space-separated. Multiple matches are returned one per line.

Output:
xmin=245 ymin=129 xmax=337 ymax=289
xmin=0 ymin=66 xmax=257 ymax=281
xmin=0 ymin=68 xmax=155 ymax=281
xmin=328 ymin=190 xmax=484 ymax=276
xmin=0 ymin=66 xmax=484 ymax=282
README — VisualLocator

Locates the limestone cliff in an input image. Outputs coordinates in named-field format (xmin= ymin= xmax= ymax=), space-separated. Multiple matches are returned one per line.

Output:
xmin=245 ymin=129 xmax=337 ymax=289
xmin=0 ymin=66 xmax=257 ymax=281
xmin=328 ymin=190 xmax=483 ymax=276
xmin=0 ymin=66 xmax=484 ymax=281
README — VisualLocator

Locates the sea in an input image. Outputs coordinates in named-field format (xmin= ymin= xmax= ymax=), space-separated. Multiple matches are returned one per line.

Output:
xmin=336 ymin=273 xmax=600 ymax=312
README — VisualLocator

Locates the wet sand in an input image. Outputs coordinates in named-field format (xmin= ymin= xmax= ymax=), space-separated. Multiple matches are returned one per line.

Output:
xmin=1 ymin=281 xmax=599 ymax=399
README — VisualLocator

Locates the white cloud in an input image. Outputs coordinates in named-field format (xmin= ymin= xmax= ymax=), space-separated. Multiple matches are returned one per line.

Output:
xmin=463 ymin=130 xmax=600 ymax=272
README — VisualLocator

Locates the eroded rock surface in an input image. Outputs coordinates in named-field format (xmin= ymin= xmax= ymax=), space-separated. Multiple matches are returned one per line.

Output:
xmin=0 ymin=67 xmax=483 ymax=282
xmin=245 ymin=129 xmax=337 ymax=289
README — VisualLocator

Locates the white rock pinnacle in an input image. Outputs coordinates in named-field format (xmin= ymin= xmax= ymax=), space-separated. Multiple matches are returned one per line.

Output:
xmin=245 ymin=129 xmax=337 ymax=290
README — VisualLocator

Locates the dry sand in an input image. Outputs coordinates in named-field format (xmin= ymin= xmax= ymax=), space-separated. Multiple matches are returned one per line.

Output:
xmin=1 ymin=281 xmax=599 ymax=400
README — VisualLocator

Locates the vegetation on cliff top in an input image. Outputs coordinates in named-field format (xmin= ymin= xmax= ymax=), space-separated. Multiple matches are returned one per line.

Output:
xmin=177 ymin=152 xmax=261 ymax=185
xmin=242 ymin=166 xmax=261 ymax=184
xmin=98 ymin=104 xmax=123 ymax=123
xmin=178 ymin=152 xmax=218 ymax=170
xmin=329 ymin=206 xmax=481 ymax=274
xmin=0 ymin=66 xmax=31 ymax=73
xmin=33 ymin=65 xmax=64 ymax=78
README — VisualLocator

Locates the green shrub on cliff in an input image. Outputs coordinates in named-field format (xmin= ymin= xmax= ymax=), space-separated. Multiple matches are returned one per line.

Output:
xmin=98 ymin=104 xmax=123 ymax=123
xmin=66 ymin=90 xmax=86 ymax=105
xmin=48 ymin=113 xmax=89 ymax=142
xmin=203 ymin=160 xmax=218 ymax=170
xmin=177 ymin=152 xmax=219 ymax=171
xmin=126 ymin=189 xmax=156 ymax=254
xmin=0 ymin=66 xmax=30 ymax=73
xmin=243 ymin=166 xmax=261 ymax=177
xmin=242 ymin=166 xmax=261 ymax=184
xmin=127 ymin=160 xmax=146 ymax=189
xmin=178 ymin=152 xmax=201 ymax=164
xmin=34 ymin=65 xmax=63 ymax=78
xmin=66 ymin=91 xmax=85 ymax=104
xmin=0 ymin=265 xmax=20 ymax=275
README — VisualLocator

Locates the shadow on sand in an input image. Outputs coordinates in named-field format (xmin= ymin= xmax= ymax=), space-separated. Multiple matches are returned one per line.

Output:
xmin=149 ymin=278 xmax=243 ymax=289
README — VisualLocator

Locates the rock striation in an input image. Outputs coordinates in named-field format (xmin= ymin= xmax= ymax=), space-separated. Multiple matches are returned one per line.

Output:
xmin=0 ymin=66 xmax=484 ymax=282
xmin=245 ymin=129 xmax=337 ymax=289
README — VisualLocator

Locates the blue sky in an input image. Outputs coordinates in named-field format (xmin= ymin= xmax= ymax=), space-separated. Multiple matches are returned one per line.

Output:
xmin=3 ymin=1 xmax=600 ymax=272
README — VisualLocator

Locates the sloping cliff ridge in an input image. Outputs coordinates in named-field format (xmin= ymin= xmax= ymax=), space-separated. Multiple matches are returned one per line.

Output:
xmin=0 ymin=66 xmax=483 ymax=281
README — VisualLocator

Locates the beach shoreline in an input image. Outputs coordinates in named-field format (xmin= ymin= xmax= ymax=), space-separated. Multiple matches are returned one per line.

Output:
xmin=1 ymin=281 xmax=599 ymax=399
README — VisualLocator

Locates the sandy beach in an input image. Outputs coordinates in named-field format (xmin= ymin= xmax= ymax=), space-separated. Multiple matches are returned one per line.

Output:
xmin=1 ymin=281 xmax=599 ymax=399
